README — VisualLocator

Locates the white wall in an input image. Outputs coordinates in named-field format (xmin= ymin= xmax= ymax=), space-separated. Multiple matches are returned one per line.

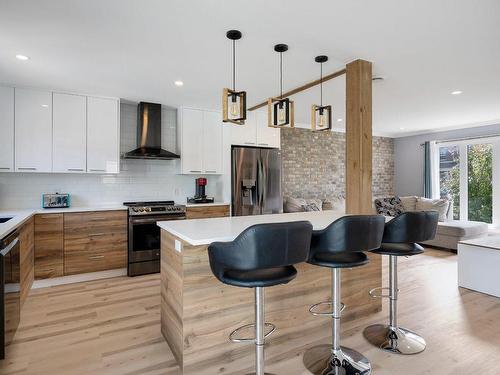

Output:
xmin=0 ymin=103 xmax=224 ymax=209
xmin=395 ymin=123 xmax=500 ymax=196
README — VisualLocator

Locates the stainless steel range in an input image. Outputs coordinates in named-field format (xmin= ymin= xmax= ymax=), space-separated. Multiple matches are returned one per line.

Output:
xmin=124 ymin=201 xmax=186 ymax=276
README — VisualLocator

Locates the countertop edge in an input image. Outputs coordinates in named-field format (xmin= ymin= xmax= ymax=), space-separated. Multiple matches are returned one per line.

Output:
xmin=0 ymin=205 xmax=127 ymax=239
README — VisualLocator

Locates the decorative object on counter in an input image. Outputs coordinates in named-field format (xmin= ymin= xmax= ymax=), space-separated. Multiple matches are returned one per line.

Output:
xmin=187 ymin=178 xmax=214 ymax=204
xmin=222 ymin=30 xmax=247 ymax=125
xmin=208 ymin=221 xmax=313 ymax=375
xmin=124 ymin=201 xmax=185 ymax=276
xmin=364 ymin=211 xmax=438 ymax=355
xmin=267 ymin=44 xmax=294 ymax=128
xmin=303 ymin=215 xmax=385 ymax=375
xmin=311 ymin=55 xmax=332 ymax=131
xmin=42 ymin=193 xmax=71 ymax=209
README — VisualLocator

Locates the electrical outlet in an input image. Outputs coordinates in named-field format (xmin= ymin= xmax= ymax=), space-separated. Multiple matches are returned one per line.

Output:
xmin=174 ymin=239 xmax=182 ymax=253
xmin=174 ymin=187 xmax=180 ymax=196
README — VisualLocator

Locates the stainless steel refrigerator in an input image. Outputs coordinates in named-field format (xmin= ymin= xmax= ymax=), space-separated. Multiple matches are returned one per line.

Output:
xmin=231 ymin=146 xmax=283 ymax=216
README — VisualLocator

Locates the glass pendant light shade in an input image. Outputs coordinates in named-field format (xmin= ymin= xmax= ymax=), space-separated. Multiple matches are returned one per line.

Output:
xmin=311 ymin=55 xmax=332 ymax=131
xmin=311 ymin=104 xmax=332 ymax=131
xmin=222 ymin=30 xmax=247 ymax=125
xmin=268 ymin=44 xmax=294 ymax=128
xmin=223 ymin=88 xmax=246 ymax=124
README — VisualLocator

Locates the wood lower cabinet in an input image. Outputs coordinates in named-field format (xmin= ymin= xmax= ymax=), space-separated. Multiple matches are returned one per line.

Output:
xmin=186 ymin=205 xmax=230 ymax=219
xmin=34 ymin=214 xmax=64 ymax=279
xmin=19 ymin=217 xmax=34 ymax=306
xmin=63 ymin=211 xmax=127 ymax=275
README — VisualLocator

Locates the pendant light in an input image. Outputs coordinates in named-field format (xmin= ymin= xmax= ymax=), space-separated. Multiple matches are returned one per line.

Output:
xmin=222 ymin=30 xmax=247 ymax=125
xmin=267 ymin=44 xmax=294 ymax=128
xmin=311 ymin=55 xmax=332 ymax=131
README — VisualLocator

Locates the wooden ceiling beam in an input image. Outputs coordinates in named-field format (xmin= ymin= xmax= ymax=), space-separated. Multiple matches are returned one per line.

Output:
xmin=248 ymin=68 xmax=347 ymax=111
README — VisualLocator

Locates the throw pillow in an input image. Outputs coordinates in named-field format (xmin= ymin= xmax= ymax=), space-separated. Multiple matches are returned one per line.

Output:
xmin=305 ymin=198 xmax=323 ymax=211
xmin=284 ymin=197 xmax=307 ymax=213
xmin=416 ymin=197 xmax=449 ymax=222
xmin=374 ymin=196 xmax=405 ymax=216
xmin=302 ymin=202 xmax=321 ymax=211
xmin=399 ymin=196 xmax=418 ymax=212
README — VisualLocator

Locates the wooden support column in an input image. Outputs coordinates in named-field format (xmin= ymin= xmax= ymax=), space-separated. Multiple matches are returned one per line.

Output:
xmin=345 ymin=59 xmax=373 ymax=214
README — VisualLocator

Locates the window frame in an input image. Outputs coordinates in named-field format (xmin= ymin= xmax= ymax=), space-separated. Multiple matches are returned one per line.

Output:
xmin=438 ymin=136 xmax=500 ymax=227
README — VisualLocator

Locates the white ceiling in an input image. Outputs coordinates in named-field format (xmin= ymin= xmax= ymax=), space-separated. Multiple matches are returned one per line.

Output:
xmin=1 ymin=0 xmax=500 ymax=137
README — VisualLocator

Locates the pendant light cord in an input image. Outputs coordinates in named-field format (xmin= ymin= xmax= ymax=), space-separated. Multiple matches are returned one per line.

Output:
xmin=280 ymin=52 xmax=283 ymax=99
xmin=320 ymin=62 xmax=323 ymax=106
xmin=232 ymin=40 xmax=236 ymax=91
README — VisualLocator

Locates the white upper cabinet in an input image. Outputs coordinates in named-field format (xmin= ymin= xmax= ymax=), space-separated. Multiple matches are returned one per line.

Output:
xmin=230 ymin=111 xmax=257 ymax=146
xmin=202 ymin=110 xmax=223 ymax=174
xmin=15 ymin=88 xmax=53 ymax=172
xmin=255 ymin=110 xmax=280 ymax=148
xmin=86 ymin=96 xmax=120 ymax=174
xmin=0 ymin=87 xmax=14 ymax=172
xmin=179 ymin=108 xmax=223 ymax=175
xmin=52 ymin=93 xmax=87 ymax=173
xmin=230 ymin=110 xmax=280 ymax=148
xmin=179 ymin=108 xmax=203 ymax=174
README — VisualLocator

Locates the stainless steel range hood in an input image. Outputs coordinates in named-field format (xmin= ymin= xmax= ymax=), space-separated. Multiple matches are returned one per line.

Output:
xmin=124 ymin=102 xmax=180 ymax=160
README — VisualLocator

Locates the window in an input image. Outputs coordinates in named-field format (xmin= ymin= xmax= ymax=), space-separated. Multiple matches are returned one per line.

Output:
xmin=439 ymin=145 xmax=460 ymax=220
xmin=437 ymin=137 xmax=498 ymax=226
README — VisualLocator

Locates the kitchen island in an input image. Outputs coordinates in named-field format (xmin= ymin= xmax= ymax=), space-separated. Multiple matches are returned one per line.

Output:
xmin=158 ymin=211 xmax=382 ymax=374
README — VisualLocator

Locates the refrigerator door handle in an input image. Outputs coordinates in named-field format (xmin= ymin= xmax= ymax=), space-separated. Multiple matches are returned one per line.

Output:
xmin=262 ymin=156 xmax=268 ymax=209
xmin=256 ymin=157 xmax=262 ymax=211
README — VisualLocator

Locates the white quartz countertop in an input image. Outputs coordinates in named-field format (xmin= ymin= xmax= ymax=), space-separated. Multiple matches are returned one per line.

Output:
xmin=185 ymin=202 xmax=230 ymax=208
xmin=158 ymin=210 xmax=348 ymax=246
xmin=0 ymin=205 xmax=127 ymax=239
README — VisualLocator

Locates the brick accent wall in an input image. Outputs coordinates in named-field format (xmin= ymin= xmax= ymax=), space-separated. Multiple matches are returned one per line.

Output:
xmin=281 ymin=128 xmax=394 ymax=200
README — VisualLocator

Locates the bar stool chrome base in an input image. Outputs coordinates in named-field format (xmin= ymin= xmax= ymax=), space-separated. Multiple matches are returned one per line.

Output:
xmin=363 ymin=324 xmax=426 ymax=355
xmin=303 ymin=345 xmax=371 ymax=375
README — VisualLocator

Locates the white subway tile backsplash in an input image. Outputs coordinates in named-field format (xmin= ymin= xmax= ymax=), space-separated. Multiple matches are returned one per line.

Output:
xmin=0 ymin=103 xmax=223 ymax=210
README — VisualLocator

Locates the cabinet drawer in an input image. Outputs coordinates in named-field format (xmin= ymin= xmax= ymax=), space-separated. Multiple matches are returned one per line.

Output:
xmin=34 ymin=213 xmax=64 ymax=279
xmin=64 ymin=246 xmax=126 ymax=275
xmin=64 ymin=211 xmax=127 ymax=275
xmin=186 ymin=205 xmax=230 ymax=219
xmin=64 ymin=210 xmax=127 ymax=233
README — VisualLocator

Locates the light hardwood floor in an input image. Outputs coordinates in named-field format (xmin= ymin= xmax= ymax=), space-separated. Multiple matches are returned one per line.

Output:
xmin=1 ymin=249 xmax=499 ymax=374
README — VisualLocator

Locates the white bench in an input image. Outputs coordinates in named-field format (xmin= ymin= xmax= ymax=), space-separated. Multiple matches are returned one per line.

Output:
xmin=458 ymin=236 xmax=500 ymax=297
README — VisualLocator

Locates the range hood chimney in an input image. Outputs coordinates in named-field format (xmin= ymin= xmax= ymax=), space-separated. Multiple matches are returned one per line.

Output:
xmin=124 ymin=102 xmax=180 ymax=160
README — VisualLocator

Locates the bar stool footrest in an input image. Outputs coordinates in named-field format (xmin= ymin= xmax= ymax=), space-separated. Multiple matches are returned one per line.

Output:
xmin=309 ymin=301 xmax=346 ymax=317
xmin=368 ymin=286 xmax=391 ymax=298
xmin=229 ymin=322 xmax=276 ymax=343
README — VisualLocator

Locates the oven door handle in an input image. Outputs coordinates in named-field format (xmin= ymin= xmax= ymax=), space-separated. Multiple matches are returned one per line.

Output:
xmin=0 ymin=238 xmax=19 ymax=256
xmin=130 ymin=216 xmax=186 ymax=224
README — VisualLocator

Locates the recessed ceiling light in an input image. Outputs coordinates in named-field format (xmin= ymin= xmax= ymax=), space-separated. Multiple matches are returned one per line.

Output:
xmin=174 ymin=80 xmax=184 ymax=87
xmin=451 ymin=90 xmax=463 ymax=95
xmin=337 ymin=118 xmax=343 ymax=122
xmin=399 ymin=127 xmax=405 ymax=130
xmin=16 ymin=54 xmax=30 ymax=61
xmin=41 ymin=104 xmax=49 ymax=108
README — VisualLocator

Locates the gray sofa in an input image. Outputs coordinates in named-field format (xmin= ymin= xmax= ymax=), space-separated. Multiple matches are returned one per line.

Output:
xmin=375 ymin=196 xmax=489 ymax=250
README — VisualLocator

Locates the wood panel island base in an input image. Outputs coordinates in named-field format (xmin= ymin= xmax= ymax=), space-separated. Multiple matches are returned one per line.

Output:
xmin=159 ymin=211 xmax=382 ymax=374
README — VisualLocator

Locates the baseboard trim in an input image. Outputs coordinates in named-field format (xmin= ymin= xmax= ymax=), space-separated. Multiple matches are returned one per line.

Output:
xmin=32 ymin=268 xmax=128 ymax=289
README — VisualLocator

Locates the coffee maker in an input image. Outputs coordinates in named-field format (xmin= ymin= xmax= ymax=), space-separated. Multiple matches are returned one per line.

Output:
xmin=187 ymin=178 xmax=215 ymax=204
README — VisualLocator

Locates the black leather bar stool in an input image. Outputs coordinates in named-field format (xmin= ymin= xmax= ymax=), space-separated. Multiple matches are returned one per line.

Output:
xmin=363 ymin=211 xmax=438 ymax=355
xmin=208 ymin=221 xmax=313 ymax=375
xmin=302 ymin=215 xmax=385 ymax=375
